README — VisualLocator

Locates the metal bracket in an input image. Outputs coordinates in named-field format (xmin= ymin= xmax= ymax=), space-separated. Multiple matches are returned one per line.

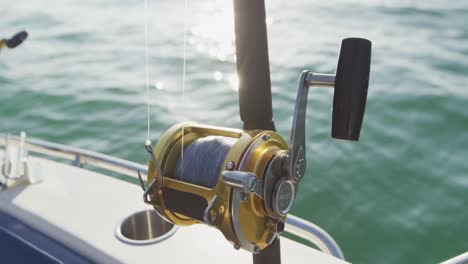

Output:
xmin=72 ymin=154 xmax=84 ymax=168
xmin=220 ymin=170 xmax=262 ymax=253
xmin=231 ymin=188 xmax=261 ymax=254
xmin=203 ymin=195 xmax=220 ymax=225
xmin=289 ymin=71 xmax=335 ymax=182
xmin=137 ymin=139 xmax=164 ymax=205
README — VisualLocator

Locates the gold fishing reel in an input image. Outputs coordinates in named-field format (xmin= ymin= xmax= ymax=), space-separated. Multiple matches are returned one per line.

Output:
xmin=146 ymin=122 xmax=291 ymax=253
xmin=139 ymin=38 xmax=372 ymax=253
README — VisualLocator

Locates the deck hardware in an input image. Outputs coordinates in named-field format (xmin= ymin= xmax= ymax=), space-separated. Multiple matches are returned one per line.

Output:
xmin=1 ymin=134 xmax=11 ymax=178
xmin=72 ymin=154 xmax=84 ymax=168
xmin=115 ymin=209 xmax=178 ymax=245
xmin=17 ymin=132 xmax=28 ymax=178
xmin=0 ymin=132 xmax=43 ymax=190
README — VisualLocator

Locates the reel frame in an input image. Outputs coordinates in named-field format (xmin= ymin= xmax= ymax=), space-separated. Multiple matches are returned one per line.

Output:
xmin=146 ymin=122 xmax=289 ymax=253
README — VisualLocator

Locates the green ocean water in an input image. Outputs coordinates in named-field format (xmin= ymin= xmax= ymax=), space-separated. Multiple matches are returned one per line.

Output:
xmin=1 ymin=0 xmax=467 ymax=263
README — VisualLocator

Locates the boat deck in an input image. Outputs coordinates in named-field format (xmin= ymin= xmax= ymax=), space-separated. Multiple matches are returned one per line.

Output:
xmin=0 ymin=152 xmax=347 ymax=263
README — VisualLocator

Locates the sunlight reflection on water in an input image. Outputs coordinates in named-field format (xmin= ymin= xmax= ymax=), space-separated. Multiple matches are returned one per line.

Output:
xmin=1 ymin=0 xmax=468 ymax=263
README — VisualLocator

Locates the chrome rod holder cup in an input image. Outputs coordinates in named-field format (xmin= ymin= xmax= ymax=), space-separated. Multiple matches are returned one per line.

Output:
xmin=1 ymin=132 xmax=43 ymax=190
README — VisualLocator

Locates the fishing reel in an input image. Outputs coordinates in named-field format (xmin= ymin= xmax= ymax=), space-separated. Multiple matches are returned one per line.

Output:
xmin=139 ymin=38 xmax=371 ymax=253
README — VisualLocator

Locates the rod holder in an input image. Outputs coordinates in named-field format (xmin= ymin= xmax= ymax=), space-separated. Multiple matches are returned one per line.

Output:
xmin=332 ymin=38 xmax=372 ymax=141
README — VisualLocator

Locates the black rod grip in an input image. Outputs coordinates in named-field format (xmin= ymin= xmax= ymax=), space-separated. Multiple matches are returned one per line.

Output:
xmin=6 ymin=30 xmax=28 ymax=49
xmin=332 ymin=38 xmax=371 ymax=141
xmin=234 ymin=0 xmax=275 ymax=131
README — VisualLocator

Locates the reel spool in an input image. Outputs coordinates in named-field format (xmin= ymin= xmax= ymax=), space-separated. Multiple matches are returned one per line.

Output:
xmin=141 ymin=38 xmax=372 ymax=253
xmin=149 ymin=123 xmax=289 ymax=253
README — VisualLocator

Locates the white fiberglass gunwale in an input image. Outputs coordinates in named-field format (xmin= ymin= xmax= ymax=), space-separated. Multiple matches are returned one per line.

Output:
xmin=0 ymin=133 xmax=344 ymax=260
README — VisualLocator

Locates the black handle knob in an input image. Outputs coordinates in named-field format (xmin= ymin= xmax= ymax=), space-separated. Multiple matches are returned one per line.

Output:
xmin=332 ymin=37 xmax=371 ymax=141
xmin=6 ymin=30 xmax=28 ymax=49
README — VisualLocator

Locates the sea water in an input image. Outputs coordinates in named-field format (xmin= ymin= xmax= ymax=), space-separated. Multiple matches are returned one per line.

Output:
xmin=1 ymin=0 xmax=467 ymax=262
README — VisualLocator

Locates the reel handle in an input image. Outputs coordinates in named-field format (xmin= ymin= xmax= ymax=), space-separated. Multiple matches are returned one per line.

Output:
xmin=6 ymin=30 xmax=28 ymax=49
xmin=332 ymin=38 xmax=371 ymax=141
xmin=289 ymin=37 xmax=372 ymax=182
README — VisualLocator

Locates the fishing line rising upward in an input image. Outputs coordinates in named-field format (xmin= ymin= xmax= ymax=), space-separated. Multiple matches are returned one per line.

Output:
xmin=180 ymin=0 xmax=188 ymax=165
xmin=142 ymin=0 xmax=188 ymax=167
xmin=144 ymin=0 xmax=150 ymax=142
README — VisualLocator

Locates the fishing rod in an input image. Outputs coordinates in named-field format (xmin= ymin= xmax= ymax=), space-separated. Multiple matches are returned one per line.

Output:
xmin=137 ymin=1 xmax=371 ymax=263
xmin=0 ymin=30 xmax=28 ymax=51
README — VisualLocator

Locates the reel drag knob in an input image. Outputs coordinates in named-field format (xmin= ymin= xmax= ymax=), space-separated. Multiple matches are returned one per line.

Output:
xmin=271 ymin=178 xmax=295 ymax=217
